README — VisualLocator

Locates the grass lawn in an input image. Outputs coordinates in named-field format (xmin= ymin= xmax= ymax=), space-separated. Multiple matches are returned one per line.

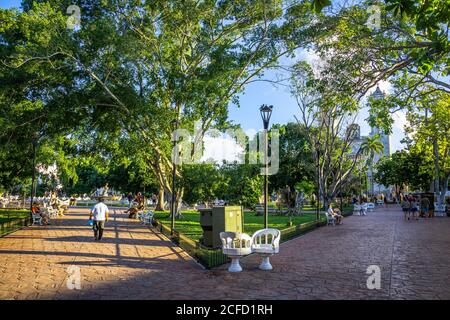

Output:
xmin=153 ymin=210 xmax=326 ymax=241
xmin=0 ymin=210 xmax=29 ymax=224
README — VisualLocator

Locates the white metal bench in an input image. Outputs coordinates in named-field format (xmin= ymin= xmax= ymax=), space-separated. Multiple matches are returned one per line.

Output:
xmin=43 ymin=203 xmax=59 ymax=218
xmin=220 ymin=232 xmax=253 ymax=272
xmin=367 ymin=202 xmax=375 ymax=212
xmin=360 ymin=203 xmax=368 ymax=216
xmin=353 ymin=204 xmax=361 ymax=216
xmin=251 ymin=228 xmax=280 ymax=271
xmin=139 ymin=211 xmax=155 ymax=225
xmin=31 ymin=212 xmax=42 ymax=226
xmin=435 ymin=204 xmax=446 ymax=217
xmin=325 ymin=211 xmax=336 ymax=226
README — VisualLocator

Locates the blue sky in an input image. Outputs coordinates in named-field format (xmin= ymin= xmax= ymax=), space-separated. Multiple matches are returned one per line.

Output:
xmin=1 ymin=0 xmax=406 ymax=154
xmin=1 ymin=0 xmax=21 ymax=9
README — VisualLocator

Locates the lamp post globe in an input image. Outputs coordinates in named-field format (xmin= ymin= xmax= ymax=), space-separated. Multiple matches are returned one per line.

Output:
xmin=260 ymin=104 xmax=273 ymax=130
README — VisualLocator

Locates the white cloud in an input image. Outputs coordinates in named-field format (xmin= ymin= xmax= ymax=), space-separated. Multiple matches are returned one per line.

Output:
xmin=392 ymin=110 xmax=407 ymax=132
xmin=296 ymin=48 xmax=323 ymax=77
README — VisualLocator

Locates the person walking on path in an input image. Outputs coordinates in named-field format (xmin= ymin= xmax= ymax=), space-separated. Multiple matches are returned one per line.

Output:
xmin=410 ymin=197 xmax=419 ymax=221
xmin=89 ymin=197 xmax=109 ymax=241
xmin=420 ymin=196 xmax=430 ymax=218
xmin=401 ymin=196 xmax=411 ymax=220
xmin=127 ymin=192 xmax=134 ymax=208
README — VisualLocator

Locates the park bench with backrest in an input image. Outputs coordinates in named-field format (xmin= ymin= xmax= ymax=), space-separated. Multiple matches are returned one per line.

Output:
xmin=325 ymin=211 xmax=336 ymax=226
xmin=434 ymin=203 xmax=446 ymax=217
xmin=353 ymin=204 xmax=361 ymax=215
xmin=360 ymin=203 xmax=368 ymax=215
xmin=43 ymin=203 xmax=58 ymax=218
xmin=31 ymin=211 xmax=42 ymax=226
xmin=139 ymin=211 xmax=155 ymax=225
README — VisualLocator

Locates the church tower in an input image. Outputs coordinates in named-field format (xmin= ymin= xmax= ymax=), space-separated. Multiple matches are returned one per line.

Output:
xmin=369 ymin=86 xmax=391 ymax=161
xmin=368 ymin=85 xmax=391 ymax=195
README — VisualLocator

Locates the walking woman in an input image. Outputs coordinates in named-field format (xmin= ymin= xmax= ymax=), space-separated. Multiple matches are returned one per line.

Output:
xmin=410 ymin=197 xmax=419 ymax=221
xmin=401 ymin=196 xmax=410 ymax=220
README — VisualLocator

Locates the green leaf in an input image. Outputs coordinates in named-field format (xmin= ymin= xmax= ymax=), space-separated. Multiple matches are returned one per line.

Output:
xmin=312 ymin=0 xmax=332 ymax=13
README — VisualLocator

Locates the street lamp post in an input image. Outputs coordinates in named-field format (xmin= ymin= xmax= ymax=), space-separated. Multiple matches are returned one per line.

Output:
xmin=170 ymin=118 xmax=179 ymax=236
xmin=315 ymin=141 xmax=321 ymax=221
xmin=360 ymin=171 xmax=364 ymax=202
xmin=29 ymin=139 xmax=37 ymax=219
xmin=260 ymin=104 xmax=273 ymax=229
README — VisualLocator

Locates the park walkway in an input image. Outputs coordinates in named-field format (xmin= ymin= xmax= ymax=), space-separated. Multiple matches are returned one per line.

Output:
xmin=0 ymin=206 xmax=449 ymax=299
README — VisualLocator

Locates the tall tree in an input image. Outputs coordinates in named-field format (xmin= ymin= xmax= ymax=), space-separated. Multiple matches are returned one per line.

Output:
xmin=269 ymin=122 xmax=314 ymax=194
xmin=361 ymin=134 xmax=385 ymax=195
xmin=1 ymin=0 xmax=304 ymax=214
xmin=284 ymin=0 xmax=450 ymax=137
xmin=405 ymin=92 xmax=450 ymax=204
xmin=290 ymin=61 xmax=384 ymax=207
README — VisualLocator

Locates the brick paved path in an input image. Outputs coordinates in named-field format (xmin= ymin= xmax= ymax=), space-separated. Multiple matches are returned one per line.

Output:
xmin=0 ymin=206 xmax=449 ymax=299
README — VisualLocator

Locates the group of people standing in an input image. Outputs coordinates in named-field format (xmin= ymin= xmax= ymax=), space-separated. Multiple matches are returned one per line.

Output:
xmin=401 ymin=194 xmax=431 ymax=221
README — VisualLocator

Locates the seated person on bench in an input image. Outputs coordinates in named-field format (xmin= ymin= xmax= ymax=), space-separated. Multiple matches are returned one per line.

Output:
xmin=125 ymin=203 xmax=144 ymax=219
xmin=327 ymin=205 xmax=343 ymax=224
xmin=32 ymin=203 xmax=51 ymax=225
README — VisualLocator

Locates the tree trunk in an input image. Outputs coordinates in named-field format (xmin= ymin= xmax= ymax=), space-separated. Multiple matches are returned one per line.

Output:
xmin=169 ymin=187 xmax=184 ymax=218
xmin=433 ymin=137 xmax=441 ymax=203
xmin=438 ymin=176 xmax=449 ymax=205
xmin=155 ymin=187 xmax=165 ymax=211
xmin=175 ymin=188 xmax=184 ymax=218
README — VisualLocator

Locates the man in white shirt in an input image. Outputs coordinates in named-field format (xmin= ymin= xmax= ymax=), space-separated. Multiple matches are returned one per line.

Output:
xmin=89 ymin=197 xmax=109 ymax=241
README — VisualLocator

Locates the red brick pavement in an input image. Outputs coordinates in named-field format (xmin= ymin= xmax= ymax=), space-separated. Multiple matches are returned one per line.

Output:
xmin=0 ymin=206 xmax=449 ymax=300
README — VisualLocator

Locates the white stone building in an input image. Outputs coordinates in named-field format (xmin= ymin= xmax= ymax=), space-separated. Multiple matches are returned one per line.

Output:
xmin=349 ymin=86 xmax=392 ymax=196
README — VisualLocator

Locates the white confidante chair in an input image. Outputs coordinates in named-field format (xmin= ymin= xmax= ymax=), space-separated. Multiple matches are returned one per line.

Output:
xmin=435 ymin=204 xmax=446 ymax=217
xmin=220 ymin=232 xmax=252 ymax=272
xmin=251 ymin=228 xmax=281 ymax=271
xmin=360 ymin=203 xmax=368 ymax=216
xmin=367 ymin=203 xmax=375 ymax=212
xmin=140 ymin=211 xmax=155 ymax=225
xmin=353 ymin=204 xmax=361 ymax=216
xmin=43 ymin=203 xmax=58 ymax=218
